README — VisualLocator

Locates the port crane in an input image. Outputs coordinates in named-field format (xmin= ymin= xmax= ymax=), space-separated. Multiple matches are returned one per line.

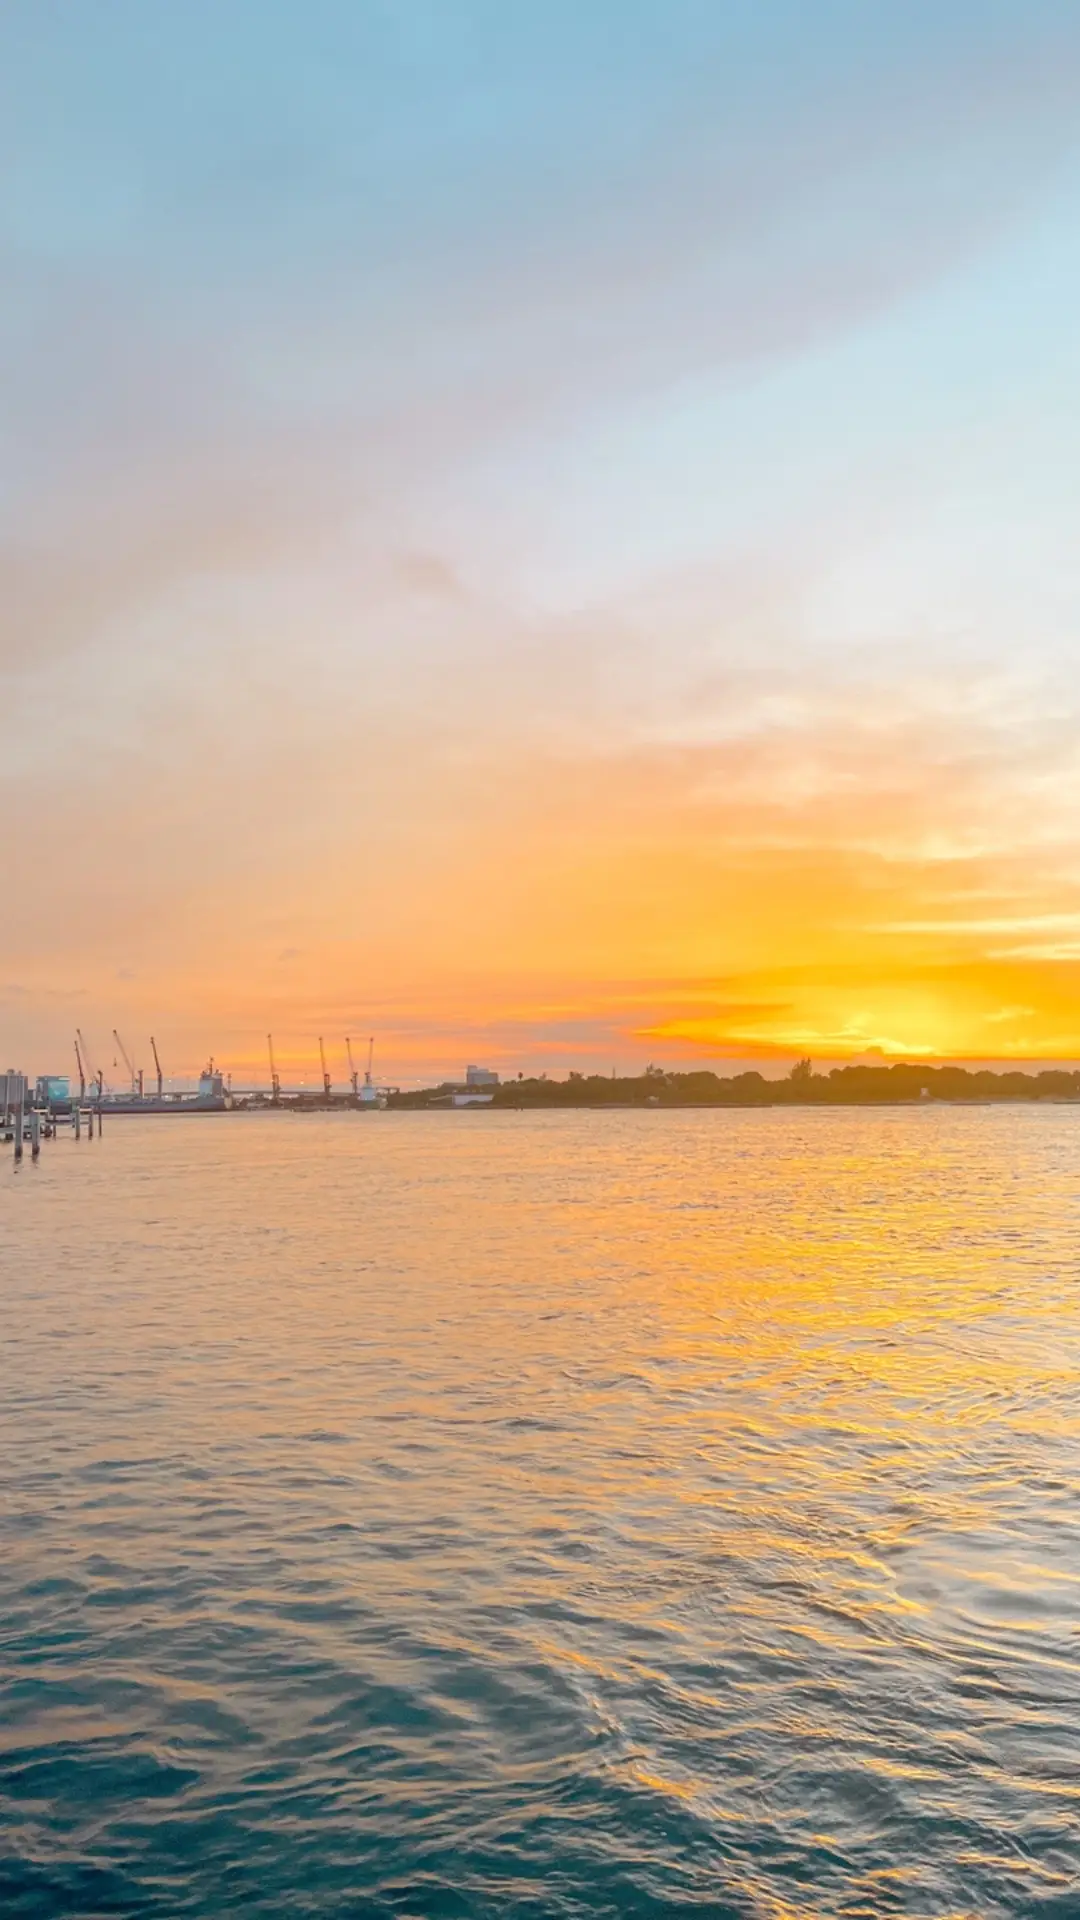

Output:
xmin=345 ymin=1037 xmax=359 ymax=1101
xmin=365 ymin=1036 xmax=375 ymax=1090
xmin=318 ymin=1037 xmax=332 ymax=1103
xmin=77 ymin=1028 xmax=104 ymax=1100
xmin=150 ymin=1036 xmax=164 ymax=1101
xmin=113 ymin=1029 xmax=142 ymax=1098
xmin=73 ymin=1035 xmax=86 ymax=1101
xmin=267 ymin=1034 xmax=280 ymax=1105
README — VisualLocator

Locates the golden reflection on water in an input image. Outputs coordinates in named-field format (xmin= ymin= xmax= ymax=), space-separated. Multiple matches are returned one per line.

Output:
xmin=2 ymin=1106 xmax=1080 ymax=1916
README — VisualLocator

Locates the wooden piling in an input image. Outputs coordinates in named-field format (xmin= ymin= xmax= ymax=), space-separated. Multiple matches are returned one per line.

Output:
xmin=14 ymin=1095 xmax=23 ymax=1162
xmin=30 ymin=1109 xmax=41 ymax=1159
xmin=74 ymin=1105 xmax=81 ymax=1140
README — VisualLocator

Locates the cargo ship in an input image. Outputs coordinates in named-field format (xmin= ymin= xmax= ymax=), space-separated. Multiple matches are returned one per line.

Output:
xmin=96 ymin=1062 xmax=229 ymax=1115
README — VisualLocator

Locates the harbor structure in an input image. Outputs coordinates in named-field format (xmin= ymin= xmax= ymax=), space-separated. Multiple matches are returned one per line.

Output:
xmin=2 ymin=1070 xmax=28 ymax=1116
xmin=36 ymin=1075 xmax=70 ymax=1106
xmin=358 ymin=1036 xmax=383 ymax=1108
xmin=9 ymin=1031 xmax=396 ymax=1122
xmin=6 ymin=1066 xmax=104 ymax=1161
xmin=423 ymin=1068 xmax=500 ymax=1108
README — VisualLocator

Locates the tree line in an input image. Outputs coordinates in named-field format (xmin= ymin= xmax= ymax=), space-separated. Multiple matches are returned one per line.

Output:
xmin=391 ymin=1062 xmax=1080 ymax=1108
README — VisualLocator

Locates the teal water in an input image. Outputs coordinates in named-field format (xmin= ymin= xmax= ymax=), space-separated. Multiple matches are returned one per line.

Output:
xmin=2 ymin=1108 xmax=1079 ymax=1917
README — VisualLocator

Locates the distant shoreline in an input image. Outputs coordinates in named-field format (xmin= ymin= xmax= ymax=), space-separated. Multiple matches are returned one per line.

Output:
xmin=64 ymin=1066 xmax=1080 ymax=1117
xmin=388 ymin=1063 xmax=1080 ymax=1111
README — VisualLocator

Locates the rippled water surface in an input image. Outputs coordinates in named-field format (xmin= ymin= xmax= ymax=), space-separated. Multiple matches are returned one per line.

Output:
xmin=3 ymin=1108 xmax=1080 ymax=1917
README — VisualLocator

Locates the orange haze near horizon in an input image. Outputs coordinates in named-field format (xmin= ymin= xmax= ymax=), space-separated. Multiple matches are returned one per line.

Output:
xmin=12 ymin=684 xmax=1080 ymax=1085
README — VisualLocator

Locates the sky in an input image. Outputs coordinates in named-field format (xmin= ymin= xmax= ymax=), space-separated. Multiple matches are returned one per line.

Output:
xmin=4 ymin=0 xmax=1080 ymax=1087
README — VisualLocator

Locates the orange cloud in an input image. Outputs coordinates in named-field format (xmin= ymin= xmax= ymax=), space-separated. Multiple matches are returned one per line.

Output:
xmin=5 ymin=540 xmax=1079 ymax=1085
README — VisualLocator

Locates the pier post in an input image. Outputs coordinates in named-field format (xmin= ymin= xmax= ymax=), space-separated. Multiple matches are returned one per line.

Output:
xmin=74 ymin=1105 xmax=81 ymax=1140
xmin=30 ymin=1109 xmax=40 ymax=1159
xmin=14 ymin=1093 xmax=23 ymax=1162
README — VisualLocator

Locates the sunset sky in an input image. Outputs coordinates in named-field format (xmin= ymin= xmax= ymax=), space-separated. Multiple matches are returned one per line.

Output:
xmin=4 ymin=2 xmax=1080 ymax=1085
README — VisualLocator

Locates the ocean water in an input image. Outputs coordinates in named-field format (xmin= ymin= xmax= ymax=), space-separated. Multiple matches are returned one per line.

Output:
xmin=2 ymin=1107 xmax=1079 ymax=1919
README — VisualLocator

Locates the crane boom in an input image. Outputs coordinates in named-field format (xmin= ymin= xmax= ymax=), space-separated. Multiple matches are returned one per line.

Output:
xmin=76 ymin=1027 xmax=95 ymax=1081
xmin=267 ymin=1034 xmax=280 ymax=1104
xmin=77 ymin=1028 xmax=104 ymax=1100
xmin=73 ymin=1036 xmax=86 ymax=1100
xmin=319 ymin=1036 xmax=331 ymax=1102
xmin=345 ymin=1036 xmax=359 ymax=1100
xmin=150 ymin=1036 xmax=163 ymax=1100
xmin=113 ymin=1029 xmax=138 ymax=1096
xmin=366 ymin=1036 xmax=374 ymax=1087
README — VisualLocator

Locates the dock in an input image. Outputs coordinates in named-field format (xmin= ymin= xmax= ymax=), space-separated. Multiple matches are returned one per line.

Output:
xmin=3 ymin=1071 xmax=105 ymax=1164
